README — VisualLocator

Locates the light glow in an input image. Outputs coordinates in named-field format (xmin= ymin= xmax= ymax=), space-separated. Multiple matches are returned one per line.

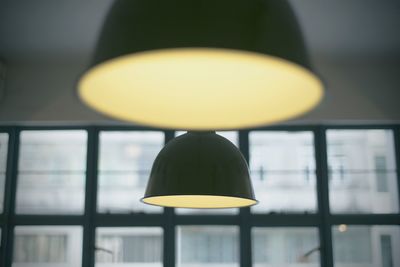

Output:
xmin=79 ymin=48 xmax=323 ymax=130
xmin=338 ymin=224 xmax=348 ymax=233
xmin=142 ymin=195 xmax=257 ymax=209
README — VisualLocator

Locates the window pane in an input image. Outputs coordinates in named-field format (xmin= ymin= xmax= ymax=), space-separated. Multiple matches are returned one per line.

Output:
xmin=96 ymin=227 xmax=163 ymax=266
xmin=332 ymin=225 xmax=400 ymax=267
xmin=0 ymin=133 xmax=7 ymax=171
xmin=249 ymin=131 xmax=317 ymax=213
xmin=252 ymin=227 xmax=320 ymax=266
xmin=177 ymin=226 xmax=239 ymax=267
xmin=13 ymin=226 xmax=83 ymax=267
xmin=0 ymin=133 xmax=8 ymax=213
xmin=16 ymin=131 xmax=87 ymax=214
xmin=98 ymin=131 xmax=164 ymax=213
xmin=327 ymin=130 xmax=399 ymax=213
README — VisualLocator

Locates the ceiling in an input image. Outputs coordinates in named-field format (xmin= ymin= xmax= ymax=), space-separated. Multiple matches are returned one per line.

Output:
xmin=0 ymin=0 xmax=399 ymax=125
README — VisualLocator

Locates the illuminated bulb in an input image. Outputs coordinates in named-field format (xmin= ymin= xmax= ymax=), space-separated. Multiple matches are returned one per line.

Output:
xmin=338 ymin=224 xmax=348 ymax=233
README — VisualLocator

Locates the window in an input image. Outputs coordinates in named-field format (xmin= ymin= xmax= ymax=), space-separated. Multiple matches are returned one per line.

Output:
xmin=177 ymin=226 xmax=239 ymax=267
xmin=13 ymin=226 xmax=83 ymax=267
xmin=332 ymin=225 xmax=400 ymax=267
xmin=16 ymin=131 xmax=87 ymax=214
xmin=381 ymin=235 xmax=394 ymax=267
xmin=0 ymin=133 xmax=8 ymax=213
xmin=375 ymin=155 xmax=389 ymax=192
xmin=327 ymin=130 xmax=399 ymax=213
xmin=252 ymin=227 xmax=320 ymax=266
xmin=249 ymin=131 xmax=317 ymax=213
xmin=0 ymin=126 xmax=398 ymax=267
xmin=96 ymin=227 xmax=163 ymax=266
xmin=97 ymin=131 xmax=164 ymax=213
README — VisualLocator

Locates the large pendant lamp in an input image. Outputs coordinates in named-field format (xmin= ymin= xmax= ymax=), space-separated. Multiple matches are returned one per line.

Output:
xmin=142 ymin=132 xmax=257 ymax=208
xmin=78 ymin=0 xmax=323 ymax=130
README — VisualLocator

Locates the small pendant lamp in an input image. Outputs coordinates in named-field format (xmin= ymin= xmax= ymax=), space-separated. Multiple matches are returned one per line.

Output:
xmin=78 ymin=0 xmax=324 ymax=130
xmin=142 ymin=132 xmax=257 ymax=208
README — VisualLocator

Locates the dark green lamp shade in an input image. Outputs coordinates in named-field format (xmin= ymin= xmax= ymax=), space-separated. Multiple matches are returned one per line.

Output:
xmin=142 ymin=132 xmax=257 ymax=208
xmin=78 ymin=0 xmax=324 ymax=130
xmin=91 ymin=0 xmax=309 ymax=66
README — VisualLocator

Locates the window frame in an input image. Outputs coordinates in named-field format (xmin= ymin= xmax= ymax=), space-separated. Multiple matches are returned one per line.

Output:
xmin=0 ymin=124 xmax=398 ymax=267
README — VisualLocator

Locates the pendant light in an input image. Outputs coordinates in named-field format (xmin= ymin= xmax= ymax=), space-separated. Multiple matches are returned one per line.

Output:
xmin=142 ymin=132 xmax=257 ymax=208
xmin=78 ymin=0 xmax=324 ymax=130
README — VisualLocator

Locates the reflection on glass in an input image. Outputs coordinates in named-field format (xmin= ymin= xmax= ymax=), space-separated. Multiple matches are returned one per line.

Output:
xmin=175 ymin=131 xmax=239 ymax=214
xmin=177 ymin=226 xmax=239 ymax=267
xmin=332 ymin=225 xmax=400 ymax=267
xmin=249 ymin=131 xmax=317 ymax=213
xmin=13 ymin=226 xmax=83 ymax=267
xmin=96 ymin=227 xmax=163 ymax=266
xmin=0 ymin=133 xmax=8 ymax=213
xmin=252 ymin=227 xmax=320 ymax=266
xmin=97 ymin=132 xmax=164 ymax=213
xmin=327 ymin=130 xmax=399 ymax=213
xmin=16 ymin=131 xmax=87 ymax=214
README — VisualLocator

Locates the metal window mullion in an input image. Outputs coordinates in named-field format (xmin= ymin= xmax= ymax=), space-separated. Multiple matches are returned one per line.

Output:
xmin=2 ymin=128 xmax=19 ymax=267
xmin=164 ymin=131 xmax=175 ymax=267
xmin=329 ymin=214 xmax=400 ymax=225
xmin=314 ymin=127 xmax=334 ymax=267
xmin=12 ymin=215 xmax=84 ymax=225
xmin=239 ymin=130 xmax=252 ymax=267
xmin=240 ymin=208 xmax=252 ymax=267
xmin=251 ymin=214 xmax=320 ymax=227
xmin=82 ymin=127 xmax=99 ymax=267
xmin=95 ymin=214 xmax=164 ymax=227
xmin=164 ymin=208 xmax=175 ymax=267
xmin=176 ymin=214 xmax=240 ymax=225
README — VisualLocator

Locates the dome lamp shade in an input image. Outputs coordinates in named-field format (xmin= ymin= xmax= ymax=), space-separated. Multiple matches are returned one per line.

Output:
xmin=78 ymin=0 xmax=324 ymax=130
xmin=142 ymin=132 xmax=257 ymax=208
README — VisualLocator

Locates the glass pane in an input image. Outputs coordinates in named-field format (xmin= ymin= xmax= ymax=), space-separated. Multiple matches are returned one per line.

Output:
xmin=16 ymin=131 xmax=87 ymax=214
xmin=0 ymin=133 xmax=8 ymax=213
xmin=98 ymin=131 xmax=164 ymax=213
xmin=249 ymin=131 xmax=317 ymax=213
xmin=175 ymin=131 xmax=239 ymax=214
xmin=13 ymin=226 xmax=83 ymax=267
xmin=252 ymin=227 xmax=320 ymax=266
xmin=0 ymin=133 xmax=8 ymax=171
xmin=327 ymin=130 xmax=399 ymax=213
xmin=177 ymin=226 xmax=239 ymax=267
xmin=96 ymin=227 xmax=163 ymax=266
xmin=332 ymin=225 xmax=400 ymax=267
